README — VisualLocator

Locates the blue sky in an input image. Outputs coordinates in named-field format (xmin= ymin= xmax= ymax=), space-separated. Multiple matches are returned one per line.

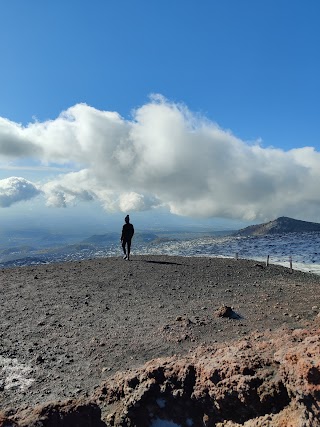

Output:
xmin=1 ymin=0 xmax=320 ymax=231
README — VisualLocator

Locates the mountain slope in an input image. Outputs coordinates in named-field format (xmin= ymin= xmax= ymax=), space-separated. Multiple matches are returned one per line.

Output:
xmin=234 ymin=216 xmax=320 ymax=236
xmin=82 ymin=232 xmax=158 ymax=245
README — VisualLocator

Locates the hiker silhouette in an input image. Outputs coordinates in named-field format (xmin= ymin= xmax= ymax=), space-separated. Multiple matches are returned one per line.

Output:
xmin=120 ymin=215 xmax=134 ymax=260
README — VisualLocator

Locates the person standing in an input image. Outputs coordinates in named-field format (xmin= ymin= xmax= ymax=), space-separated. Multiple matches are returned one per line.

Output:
xmin=121 ymin=215 xmax=134 ymax=260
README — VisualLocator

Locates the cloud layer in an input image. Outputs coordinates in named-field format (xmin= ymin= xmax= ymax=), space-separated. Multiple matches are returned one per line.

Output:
xmin=1 ymin=95 xmax=320 ymax=221
xmin=0 ymin=177 xmax=41 ymax=207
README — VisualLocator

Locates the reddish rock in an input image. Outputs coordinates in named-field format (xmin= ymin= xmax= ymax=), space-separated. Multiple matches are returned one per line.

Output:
xmin=215 ymin=305 xmax=233 ymax=318
xmin=0 ymin=401 xmax=104 ymax=427
xmin=215 ymin=305 xmax=238 ymax=319
xmin=94 ymin=325 xmax=320 ymax=426
xmin=2 ymin=325 xmax=320 ymax=427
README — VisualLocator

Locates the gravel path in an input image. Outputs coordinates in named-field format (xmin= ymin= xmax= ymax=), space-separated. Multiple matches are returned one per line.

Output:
xmin=1 ymin=255 xmax=320 ymax=412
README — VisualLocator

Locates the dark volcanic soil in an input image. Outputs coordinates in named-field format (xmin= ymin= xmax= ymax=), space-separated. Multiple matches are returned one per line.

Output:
xmin=1 ymin=255 xmax=320 ymax=413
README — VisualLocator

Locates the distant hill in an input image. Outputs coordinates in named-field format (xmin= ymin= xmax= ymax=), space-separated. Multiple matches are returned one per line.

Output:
xmin=82 ymin=232 xmax=119 ymax=244
xmin=234 ymin=216 xmax=320 ymax=236
xmin=82 ymin=232 xmax=159 ymax=246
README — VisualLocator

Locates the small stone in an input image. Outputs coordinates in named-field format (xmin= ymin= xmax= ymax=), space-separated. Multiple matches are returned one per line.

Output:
xmin=36 ymin=355 xmax=45 ymax=364
xmin=215 ymin=305 xmax=234 ymax=318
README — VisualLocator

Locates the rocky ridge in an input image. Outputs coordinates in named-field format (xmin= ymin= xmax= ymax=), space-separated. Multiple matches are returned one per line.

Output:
xmin=1 ymin=321 xmax=320 ymax=426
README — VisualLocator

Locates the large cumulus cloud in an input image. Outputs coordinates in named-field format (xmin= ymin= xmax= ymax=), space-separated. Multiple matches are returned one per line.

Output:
xmin=1 ymin=95 xmax=320 ymax=221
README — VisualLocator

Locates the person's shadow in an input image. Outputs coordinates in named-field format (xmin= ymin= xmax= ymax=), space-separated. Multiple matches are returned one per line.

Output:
xmin=144 ymin=260 xmax=184 ymax=266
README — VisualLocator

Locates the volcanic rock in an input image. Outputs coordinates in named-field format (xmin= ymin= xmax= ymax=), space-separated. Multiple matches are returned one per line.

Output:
xmin=2 ymin=323 xmax=320 ymax=426
xmin=215 ymin=305 xmax=236 ymax=318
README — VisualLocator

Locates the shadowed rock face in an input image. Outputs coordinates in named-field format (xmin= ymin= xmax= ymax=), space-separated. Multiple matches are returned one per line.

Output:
xmin=0 ymin=402 xmax=105 ymax=427
xmin=234 ymin=216 xmax=320 ymax=236
xmin=2 ymin=322 xmax=320 ymax=427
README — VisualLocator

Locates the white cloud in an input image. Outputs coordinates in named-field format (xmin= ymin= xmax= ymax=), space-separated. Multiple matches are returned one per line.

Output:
xmin=0 ymin=117 xmax=42 ymax=158
xmin=1 ymin=96 xmax=320 ymax=221
xmin=0 ymin=177 xmax=41 ymax=207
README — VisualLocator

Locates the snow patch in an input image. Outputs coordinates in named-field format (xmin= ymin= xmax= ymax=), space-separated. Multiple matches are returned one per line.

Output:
xmin=151 ymin=419 xmax=182 ymax=427
xmin=0 ymin=355 xmax=34 ymax=390
xmin=156 ymin=397 xmax=166 ymax=408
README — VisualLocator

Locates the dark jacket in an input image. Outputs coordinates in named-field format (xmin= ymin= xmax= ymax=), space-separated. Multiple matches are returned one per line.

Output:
xmin=121 ymin=223 xmax=134 ymax=241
